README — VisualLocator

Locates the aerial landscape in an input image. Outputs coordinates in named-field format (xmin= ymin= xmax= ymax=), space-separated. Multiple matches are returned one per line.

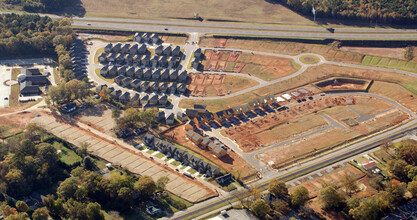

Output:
xmin=1 ymin=0 xmax=417 ymax=220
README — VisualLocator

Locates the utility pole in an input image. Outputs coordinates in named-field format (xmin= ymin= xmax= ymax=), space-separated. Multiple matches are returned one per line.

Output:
xmin=312 ymin=6 xmax=316 ymax=22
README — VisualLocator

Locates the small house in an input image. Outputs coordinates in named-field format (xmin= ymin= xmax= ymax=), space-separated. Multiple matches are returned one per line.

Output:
xmin=151 ymin=69 xmax=160 ymax=81
xmin=159 ymin=95 xmax=168 ymax=106
xmin=191 ymin=58 xmax=200 ymax=70
xmin=184 ymin=120 xmax=195 ymax=131
xmin=178 ymin=71 xmax=188 ymax=82
xmin=155 ymin=45 xmax=164 ymax=56
xmin=141 ymin=94 xmax=149 ymax=105
xmin=100 ymin=65 xmax=109 ymax=76
xmin=172 ymin=46 xmax=181 ymax=56
xmin=194 ymin=48 xmax=202 ymax=59
xmin=168 ymin=83 xmax=177 ymax=94
xmin=140 ymin=81 xmax=150 ymax=92
xmin=186 ymin=129 xmax=196 ymax=139
xmin=114 ymin=75 xmax=125 ymax=85
xmin=168 ymin=56 xmax=178 ymax=69
xmin=249 ymin=99 xmax=260 ymax=110
xmin=149 ymin=94 xmax=159 ymax=105
xmin=129 ymin=44 xmax=138 ymax=55
xmin=109 ymin=66 xmax=118 ymax=76
xmin=138 ymin=44 xmax=147 ymax=54
xmin=107 ymin=53 xmax=117 ymax=62
xmin=212 ymin=145 xmax=227 ymax=158
xmin=143 ymin=69 xmax=152 ymax=80
xmin=150 ymin=33 xmax=160 ymax=44
xmin=241 ymin=103 xmax=252 ymax=113
xmin=166 ymin=113 xmax=175 ymax=125
xmin=126 ymin=66 xmax=135 ymax=77
xmin=201 ymin=137 xmax=211 ymax=149
xmin=159 ymin=56 xmax=168 ymax=68
xmin=115 ymin=53 xmax=124 ymax=63
xmin=120 ymin=44 xmax=130 ymax=54
xmin=126 ymin=54 xmax=135 ymax=65
xmin=151 ymin=56 xmax=159 ymax=68
xmin=96 ymin=84 xmax=107 ymax=93
xmin=135 ymin=68 xmax=144 ymax=79
xmin=112 ymin=42 xmax=122 ymax=53
xmin=121 ymin=77 xmax=132 ymax=87
xmin=362 ymin=161 xmax=377 ymax=170
xmin=163 ymin=46 xmax=172 ymax=56
xmin=169 ymin=70 xmax=178 ymax=82
xmin=160 ymin=69 xmax=169 ymax=81
xmin=117 ymin=66 xmax=127 ymax=75
xmin=104 ymin=43 xmax=113 ymax=53
xmin=110 ymin=89 xmax=122 ymax=99
xmin=194 ymin=104 xmax=206 ymax=113
xmin=142 ymin=33 xmax=151 ymax=43
xmin=150 ymin=82 xmax=159 ymax=92
xmin=157 ymin=111 xmax=165 ymax=122
xmin=119 ymin=91 xmax=131 ymax=104
xmin=134 ymin=33 xmax=142 ymax=43
xmin=98 ymin=53 xmax=107 ymax=63
xmin=177 ymin=83 xmax=186 ymax=94
xmin=191 ymin=132 xmax=203 ymax=145
xmin=177 ymin=112 xmax=188 ymax=122
xmin=143 ymin=133 xmax=154 ymax=147
xmin=130 ymin=79 xmax=141 ymax=89
xmin=159 ymin=82 xmax=168 ymax=93
xmin=130 ymin=93 xmax=140 ymax=107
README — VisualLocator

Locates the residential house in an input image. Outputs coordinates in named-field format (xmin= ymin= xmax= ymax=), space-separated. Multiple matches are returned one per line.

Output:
xmin=172 ymin=46 xmax=181 ymax=56
xmin=143 ymin=69 xmax=152 ymax=80
xmin=201 ymin=137 xmax=211 ymax=149
xmin=173 ymin=148 xmax=185 ymax=161
xmin=178 ymin=71 xmax=188 ymax=82
xmin=159 ymin=56 xmax=168 ymax=68
xmin=214 ymin=111 xmax=226 ymax=122
xmin=117 ymin=66 xmax=127 ymax=76
xmin=20 ymin=81 xmax=41 ymax=95
xmin=129 ymin=44 xmax=138 ymax=55
xmin=159 ymin=95 xmax=168 ymax=106
xmin=114 ymin=75 xmax=125 ymax=85
xmin=126 ymin=67 xmax=135 ymax=77
xmin=151 ymin=69 xmax=160 ymax=81
xmin=107 ymin=53 xmax=117 ymax=62
xmin=168 ymin=56 xmax=178 ymax=69
xmin=241 ymin=103 xmax=252 ymax=114
xmin=155 ymin=45 xmax=164 ymax=55
xmin=96 ymin=84 xmax=107 ymax=93
xmin=249 ymin=99 xmax=260 ymax=110
xmin=151 ymin=56 xmax=159 ymax=68
xmin=189 ymin=155 xmax=201 ymax=170
xmin=142 ymin=33 xmax=151 ymax=43
xmin=258 ymin=96 xmax=268 ymax=107
xmin=177 ymin=83 xmax=186 ymax=94
xmin=362 ymin=161 xmax=377 ymax=170
xmin=107 ymin=87 xmax=115 ymax=93
xmin=191 ymin=58 xmax=200 ymax=70
xmin=108 ymin=66 xmax=118 ymax=76
xmin=150 ymin=33 xmax=159 ymax=44
xmin=160 ymin=69 xmax=169 ymax=81
xmin=206 ymin=164 xmax=221 ymax=177
xmin=135 ymin=68 xmax=144 ymax=79
xmin=215 ymin=174 xmax=232 ymax=184
xmin=163 ymin=46 xmax=172 ymax=56
xmin=120 ymin=44 xmax=130 ymax=54
xmin=141 ymin=54 xmax=151 ymax=67
xmin=130 ymin=93 xmax=140 ymax=107
xmin=134 ymin=33 xmax=142 ymax=43
xmin=110 ymin=89 xmax=122 ymax=99
xmin=168 ymin=83 xmax=177 ymax=94
xmin=177 ymin=112 xmax=188 ymax=122
xmin=166 ymin=113 xmax=175 ymax=125
xmin=169 ymin=70 xmax=178 ymax=82
xmin=194 ymin=48 xmax=203 ymax=59
xmin=121 ymin=77 xmax=132 ymax=87
xmin=100 ymin=65 xmax=109 ymax=76
xmin=138 ymin=44 xmax=147 ymax=54
xmin=267 ymin=94 xmax=276 ymax=104
xmin=184 ymin=120 xmax=195 ymax=131
xmin=112 ymin=43 xmax=122 ymax=53
xmin=157 ymin=111 xmax=165 ymax=122
xmin=98 ymin=53 xmax=107 ymax=63
xmin=150 ymin=82 xmax=159 ymax=92
xmin=130 ymin=79 xmax=141 ymax=89
xmin=141 ymin=94 xmax=149 ymax=105
xmin=119 ymin=91 xmax=131 ymax=104
xmin=159 ymin=82 xmax=168 ymax=93
xmin=149 ymin=94 xmax=159 ymax=105
xmin=204 ymin=112 xmax=214 ymax=123
xmin=224 ymin=108 xmax=235 ymax=118
xmin=143 ymin=133 xmax=155 ymax=147
xmin=212 ymin=145 xmax=227 ymax=158
xmin=232 ymin=105 xmax=244 ymax=115
xmin=140 ymin=81 xmax=150 ymax=92
xmin=115 ymin=53 xmax=124 ymax=64
xmin=104 ymin=43 xmax=113 ymax=53
xmin=194 ymin=104 xmax=207 ymax=113
xmin=191 ymin=132 xmax=203 ymax=145
xmin=126 ymin=54 xmax=135 ymax=65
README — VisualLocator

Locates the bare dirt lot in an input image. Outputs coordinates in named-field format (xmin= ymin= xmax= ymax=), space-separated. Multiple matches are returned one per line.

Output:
xmin=179 ymin=64 xmax=417 ymax=112
xmin=188 ymin=73 xmax=259 ymax=97
xmin=340 ymin=46 xmax=405 ymax=60
xmin=160 ymin=125 xmax=258 ymax=183
xmin=75 ymin=103 xmax=116 ymax=133
xmin=202 ymin=50 xmax=299 ymax=81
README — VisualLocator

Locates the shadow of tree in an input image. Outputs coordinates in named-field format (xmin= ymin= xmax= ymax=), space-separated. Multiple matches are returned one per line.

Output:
xmin=56 ymin=0 xmax=86 ymax=17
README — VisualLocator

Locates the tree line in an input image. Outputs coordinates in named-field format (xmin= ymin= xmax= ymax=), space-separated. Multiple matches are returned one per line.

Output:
xmin=284 ymin=0 xmax=417 ymax=24
xmin=4 ymin=0 xmax=75 ymax=13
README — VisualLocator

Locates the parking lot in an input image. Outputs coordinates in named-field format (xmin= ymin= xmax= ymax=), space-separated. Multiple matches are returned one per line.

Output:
xmin=0 ymin=65 xmax=11 ymax=108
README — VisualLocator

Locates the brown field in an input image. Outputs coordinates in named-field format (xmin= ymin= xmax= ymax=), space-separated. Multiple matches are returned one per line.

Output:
xmin=160 ymin=125 xmax=258 ymax=183
xmin=258 ymin=104 xmax=409 ymax=167
xmin=349 ymin=96 xmax=394 ymax=115
xmin=179 ymin=64 xmax=415 ymax=112
xmin=202 ymin=50 xmax=298 ymax=81
xmin=188 ymin=73 xmax=258 ymax=97
xmin=321 ymin=106 xmax=359 ymax=122
xmin=65 ymin=0 xmax=314 ymax=25
xmin=200 ymin=38 xmax=365 ymax=64
xmin=75 ymin=103 xmax=116 ymax=133
xmin=340 ymin=46 xmax=405 ymax=60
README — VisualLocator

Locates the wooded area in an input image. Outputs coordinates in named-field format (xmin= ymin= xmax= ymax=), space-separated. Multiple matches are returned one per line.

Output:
xmin=285 ymin=0 xmax=417 ymax=24
xmin=4 ymin=0 xmax=74 ymax=12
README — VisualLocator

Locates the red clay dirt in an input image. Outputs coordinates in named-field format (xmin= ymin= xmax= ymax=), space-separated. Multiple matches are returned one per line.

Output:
xmin=188 ymin=73 xmax=228 ymax=96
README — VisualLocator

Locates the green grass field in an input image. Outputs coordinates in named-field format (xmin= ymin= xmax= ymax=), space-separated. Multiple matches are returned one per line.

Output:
xmin=155 ymin=152 xmax=165 ymax=158
xmin=171 ymin=160 xmax=181 ymax=166
xmin=94 ymin=47 xmax=104 ymax=64
xmin=361 ymin=55 xmax=417 ymax=72
xmin=53 ymin=142 xmax=82 ymax=166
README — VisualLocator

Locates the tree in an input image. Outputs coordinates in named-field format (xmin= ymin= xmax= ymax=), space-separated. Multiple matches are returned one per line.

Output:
xmin=271 ymin=199 xmax=291 ymax=217
xmin=83 ymin=156 xmax=96 ymax=171
xmin=346 ymin=197 xmax=360 ymax=210
xmin=388 ymin=159 xmax=409 ymax=180
xmin=342 ymin=173 xmax=359 ymax=196
xmin=76 ymin=142 xmax=89 ymax=159
xmin=138 ymin=109 xmax=157 ymax=127
xmin=387 ymin=179 xmax=407 ymax=204
xmin=408 ymin=181 xmax=417 ymax=198
xmin=369 ymin=176 xmax=385 ymax=191
xmin=19 ymin=139 xmax=36 ymax=155
xmin=318 ymin=186 xmax=343 ymax=210
xmin=349 ymin=198 xmax=379 ymax=220
xmin=290 ymin=186 xmax=309 ymax=207
xmin=408 ymin=166 xmax=417 ymax=180
xmin=3 ymin=205 xmax=18 ymax=217
xmin=112 ymin=109 xmax=121 ymax=119
xmin=57 ymin=178 xmax=78 ymax=200
xmin=250 ymin=199 xmax=271 ymax=218
xmin=156 ymin=176 xmax=169 ymax=192
xmin=32 ymin=207 xmax=49 ymax=220
xmin=374 ymin=191 xmax=391 ymax=212
xmin=37 ymin=143 xmax=58 ymax=167
xmin=15 ymin=200 xmax=28 ymax=212
xmin=135 ymin=176 xmax=156 ymax=199
xmin=268 ymin=179 xmax=288 ymax=198
xmin=86 ymin=202 xmax=104 ymax=220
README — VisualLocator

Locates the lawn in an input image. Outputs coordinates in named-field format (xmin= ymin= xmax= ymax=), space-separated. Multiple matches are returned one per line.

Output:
xmin=188 ymin=168 xmax=197 ymax=174
xmin=159 ymin=192 xmax=193 ymax=213
xmin=53 ymin=142 xmax=82 ymax=166
xmin=146 ymin=149 xmax=155 ymax=154
xmin=223 ymin=75 xmax=259 ymax=94
xmin=299 ymin=55 xmax=320 ymax=64
xmin=171 ymin=160 xmax=181 ymax=166
xmin=94 ymin=47 xmax=104 ymax=64
xmin=53 ymin=67 xmax=61 ymax=84
xmin=155 ymin=152 xmax=165 ymax=158
xmin=403 ymin=81 xmax=417 ymax=95
xmin=95 ymin=68 xmax=114 ymax=84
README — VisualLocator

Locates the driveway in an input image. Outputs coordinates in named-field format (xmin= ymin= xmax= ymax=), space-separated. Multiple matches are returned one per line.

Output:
xmin=0 ymin=65 xmax=11 ymax=107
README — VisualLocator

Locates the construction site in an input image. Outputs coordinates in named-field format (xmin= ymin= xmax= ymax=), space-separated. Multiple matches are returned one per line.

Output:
xmin=188 ymin=73 xmax=228 ymax=96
